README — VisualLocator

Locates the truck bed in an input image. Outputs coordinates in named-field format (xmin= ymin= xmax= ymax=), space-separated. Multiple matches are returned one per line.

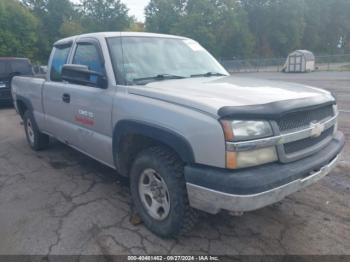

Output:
xmin=11 ymin=75 xmax=46 ymax=116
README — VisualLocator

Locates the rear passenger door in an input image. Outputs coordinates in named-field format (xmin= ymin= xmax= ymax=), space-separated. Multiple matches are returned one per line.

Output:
xmin=64 ymin=38 xmax=114 ymax=166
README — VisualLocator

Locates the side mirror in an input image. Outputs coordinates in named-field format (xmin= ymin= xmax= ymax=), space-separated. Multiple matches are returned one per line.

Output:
xmin=61 ymin=64 xmax=107 ymax=89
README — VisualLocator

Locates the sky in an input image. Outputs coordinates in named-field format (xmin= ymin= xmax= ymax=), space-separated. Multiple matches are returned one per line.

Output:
xmin=125 ymin=0 xmax=150 ymax=22
xmin=72 ymin=0 xmax=150 ymax=22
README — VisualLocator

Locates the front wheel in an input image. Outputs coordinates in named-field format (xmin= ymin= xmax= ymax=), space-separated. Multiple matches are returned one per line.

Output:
xmin=23 ymin=111 xmax=50 ymax=151
xmin=130 ymin=146 xmax=198 ymax=238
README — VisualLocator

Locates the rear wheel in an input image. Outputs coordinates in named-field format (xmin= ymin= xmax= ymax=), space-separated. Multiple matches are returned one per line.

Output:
xmin=130 ymin=146 xmax=198 ymax=238
xmin=23 ymin=111 xmax=50 ymax=151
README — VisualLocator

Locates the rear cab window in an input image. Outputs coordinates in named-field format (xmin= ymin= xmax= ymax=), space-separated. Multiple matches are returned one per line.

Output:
xmin=50 ymin=44 xmax=72 ymax=82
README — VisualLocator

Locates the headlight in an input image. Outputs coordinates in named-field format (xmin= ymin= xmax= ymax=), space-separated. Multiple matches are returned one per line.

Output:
xmin=221 ymin=120 xmax=276 ymax=169
xmin=333 ymin=104 xmax=339 ymax=133
xmin=221 ymin=120 xmax=273 ymax=141
xmin=333 ymin=104 xmax=339 ymax=116
xmin=226 ymin=147 xmax=278 ymax=169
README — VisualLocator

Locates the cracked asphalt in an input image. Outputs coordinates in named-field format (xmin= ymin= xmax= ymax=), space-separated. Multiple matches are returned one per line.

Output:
xmin=0 ymin=71 xmax=349 ymax=255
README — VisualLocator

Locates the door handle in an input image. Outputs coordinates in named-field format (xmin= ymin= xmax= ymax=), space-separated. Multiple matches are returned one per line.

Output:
xmin=62 ymin=93 xmax=70 ymax=103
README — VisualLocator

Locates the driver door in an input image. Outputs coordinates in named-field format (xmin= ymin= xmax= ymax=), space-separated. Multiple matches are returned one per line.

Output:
xmin=64 ymin=38 xmax=114 ymax=166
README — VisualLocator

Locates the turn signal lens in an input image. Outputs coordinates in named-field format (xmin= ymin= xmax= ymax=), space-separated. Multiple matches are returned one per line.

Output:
xmin=226 ymin=151 xmax=237 ymax=169
xmin=221 ymin=120 xmax=234 ymax=141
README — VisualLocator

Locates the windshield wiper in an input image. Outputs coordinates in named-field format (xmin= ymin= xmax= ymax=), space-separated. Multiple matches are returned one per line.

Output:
xmin=190 ymin=72 xmax=227 ymax=78
xmin=133 ymin=74 xmax=186 ymax=84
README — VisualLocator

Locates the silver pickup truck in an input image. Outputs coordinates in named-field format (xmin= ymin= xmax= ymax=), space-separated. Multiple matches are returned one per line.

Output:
xmin=12 ymin=32 xmax=345 ymax=238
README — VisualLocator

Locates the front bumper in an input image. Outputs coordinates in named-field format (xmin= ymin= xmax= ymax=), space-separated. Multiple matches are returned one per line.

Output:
xmin=185 ymin=132 xmax=345 ymax=214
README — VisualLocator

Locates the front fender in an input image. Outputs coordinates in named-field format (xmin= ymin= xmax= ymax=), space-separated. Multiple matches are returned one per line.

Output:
xmin=113 ymin=120 xmax=195 ymax=170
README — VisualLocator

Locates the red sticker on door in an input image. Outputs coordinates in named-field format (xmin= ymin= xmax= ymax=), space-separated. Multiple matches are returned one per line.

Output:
xmin=75 ymin=110 xmax=95 ymax=126
xmin=75 ymin=116 xmax=94 ymax=126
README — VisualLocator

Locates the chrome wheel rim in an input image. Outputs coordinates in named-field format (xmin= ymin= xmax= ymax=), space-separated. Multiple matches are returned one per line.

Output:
xmin=26 ymin=119 xmax=35 ymax=145
xmin=138 ymin=169 xmax=171 ymax=221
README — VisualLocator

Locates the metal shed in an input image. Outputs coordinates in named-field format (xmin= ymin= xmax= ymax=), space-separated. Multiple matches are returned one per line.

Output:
xmin=283 ymin=50 xmax=315 ymax=73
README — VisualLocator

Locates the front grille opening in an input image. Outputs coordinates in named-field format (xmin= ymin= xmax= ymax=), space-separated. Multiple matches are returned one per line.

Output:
xmin=284 ymin=126 xmax=334 ymax=155
xmin=277 ymin=105 xmax=334 ymax=132
xmin=0 ymin=90 xmax=11 ymax=97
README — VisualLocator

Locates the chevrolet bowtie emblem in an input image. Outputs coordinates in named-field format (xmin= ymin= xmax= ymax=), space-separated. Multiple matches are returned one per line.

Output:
xmin=310 ymin=122 xmax=325 ymax=138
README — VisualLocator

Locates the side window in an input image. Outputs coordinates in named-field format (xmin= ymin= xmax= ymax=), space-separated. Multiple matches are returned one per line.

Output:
xmin=50 ymin=45 xmax=71 ymax=82
xmin=10 ymin=60 xmax=33 ymax=75
xmin=73 ymin=43 xmax=103 ymax=74
xmin=72 ymin=43 xmax=104 ymax=85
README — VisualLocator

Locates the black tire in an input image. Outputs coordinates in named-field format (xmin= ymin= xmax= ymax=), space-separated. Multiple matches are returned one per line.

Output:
xmin=23 ymin=111 xmax=50 ymax=151
xmin=130 ymin=146 xmax=198 ymax=238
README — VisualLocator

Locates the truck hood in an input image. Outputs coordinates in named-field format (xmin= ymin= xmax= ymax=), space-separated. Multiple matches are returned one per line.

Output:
xmin=128 ymin=76 xmax=335 ymax=118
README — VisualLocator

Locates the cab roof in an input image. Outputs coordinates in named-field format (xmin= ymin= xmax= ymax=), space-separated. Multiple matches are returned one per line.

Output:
xmin=54 ymin=32 xmax=189 ymax=47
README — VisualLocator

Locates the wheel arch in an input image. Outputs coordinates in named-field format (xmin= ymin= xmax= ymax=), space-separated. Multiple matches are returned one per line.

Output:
xmin=113 ymin=120 xmax=195 ymax=176
xmin=15 ymin=95 xmax=33 ymax=118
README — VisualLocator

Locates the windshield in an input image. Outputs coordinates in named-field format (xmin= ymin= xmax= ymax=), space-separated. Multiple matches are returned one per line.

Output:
xmin=107 ymin=36 xmax=229 ymax=85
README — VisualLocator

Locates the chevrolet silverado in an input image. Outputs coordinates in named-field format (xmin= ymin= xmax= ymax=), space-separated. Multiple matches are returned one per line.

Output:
xmin=11 ymin=32 xmax=345 ymax=238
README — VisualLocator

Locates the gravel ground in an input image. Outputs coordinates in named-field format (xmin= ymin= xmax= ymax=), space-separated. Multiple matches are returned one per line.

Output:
xmin=0 ymin=71 xmax=349 ymax=256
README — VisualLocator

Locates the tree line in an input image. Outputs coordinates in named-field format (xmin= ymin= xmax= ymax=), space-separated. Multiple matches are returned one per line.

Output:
xmin=0 ymin=0 xmax=135 ymax=62
xmin=0 ymin=0 xmax=349 ymax=63
xmin=145 ymin=0 xmax=350 ymax=59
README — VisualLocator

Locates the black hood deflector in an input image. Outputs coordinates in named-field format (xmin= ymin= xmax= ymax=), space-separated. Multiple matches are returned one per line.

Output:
xmin=218 ymin=95 xmax=336 ymax=120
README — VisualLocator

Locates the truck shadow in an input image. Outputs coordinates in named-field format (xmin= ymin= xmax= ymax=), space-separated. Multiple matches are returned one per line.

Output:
xmin=43 ymin=138 xmax=130 ymax=187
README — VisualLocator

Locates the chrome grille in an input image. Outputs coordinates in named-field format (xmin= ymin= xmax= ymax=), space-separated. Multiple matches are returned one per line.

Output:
xmin=277 ymin=105 xmax=334 ymax=132
xmin=275 ymin=104 xmax=336 ymax=163
xmin=284 ymin=126 xmax=334 ymax=154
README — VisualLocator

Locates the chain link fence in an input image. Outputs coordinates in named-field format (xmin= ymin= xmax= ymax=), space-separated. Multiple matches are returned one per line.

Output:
xmin=220 ymin=54 xmax=350 ymax=73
